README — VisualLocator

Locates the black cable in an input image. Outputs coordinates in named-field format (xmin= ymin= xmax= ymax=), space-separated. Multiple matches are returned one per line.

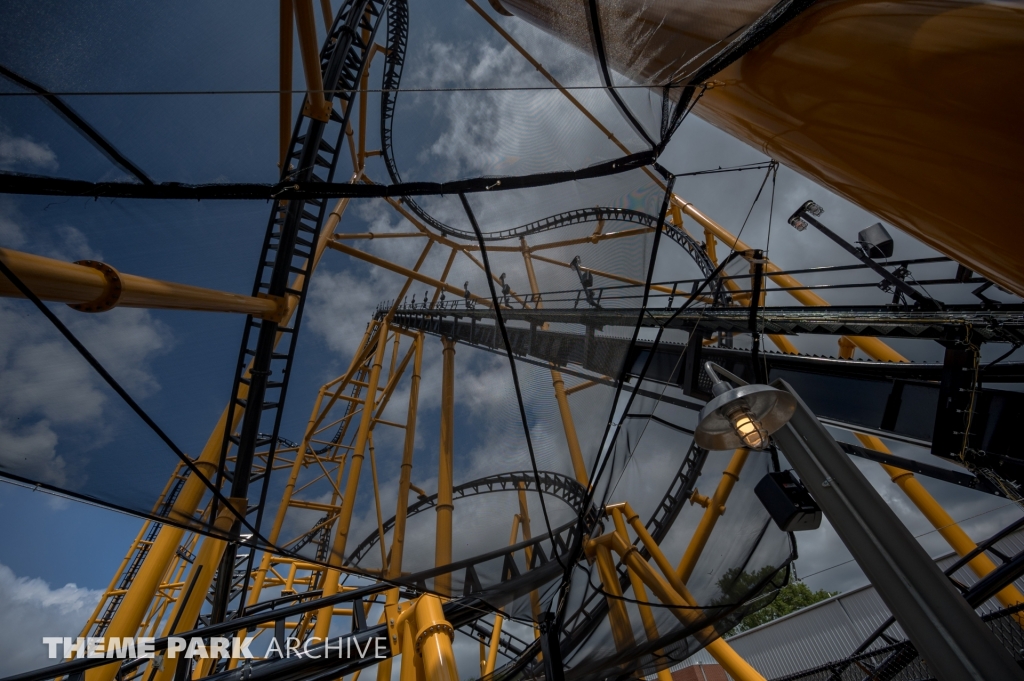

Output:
xmin=730 ymin=161 xmax=775 ymax=252
xmin=550 ymin=177 xmax=677 ymax=634
xmin=459 ymin=193 xmax=563 ymax=572
xmin=0 ymin=84 xmax=701 ymax=96
xmin=0 ymin=148 xmax=655 ymax=199
xmin=0 ymin=257 xmax=256 ymax=535
xmin=0 ymin=64 xmax=153 ymax=184
xmin=981 ymin=344 xmax=1021 ymax=377
xmin=584 ymin=0 xmax=656 ymax=149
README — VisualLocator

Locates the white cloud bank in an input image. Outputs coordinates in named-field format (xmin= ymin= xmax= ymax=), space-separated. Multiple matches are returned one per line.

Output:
xmin=0 ymin=127 xmax=58 ymax=171
xmin=0 ymin=562 xmax=103 ymax=676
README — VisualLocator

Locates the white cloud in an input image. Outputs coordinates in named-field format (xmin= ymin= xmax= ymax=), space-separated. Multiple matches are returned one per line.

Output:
xmin=0 ymin=562 xmax=103 ymax=676
xmin=0 ymin=301 xmax=170 ymax=488
xmin=0 ymin=204 xmax=171 ymax=491
xmin=0 ymin=418 xmax=65 ymax=487
xmin=0 ymin=198 xmax=27 ymax=248
xmin=0 ymin=129 xmax=58 ymax=171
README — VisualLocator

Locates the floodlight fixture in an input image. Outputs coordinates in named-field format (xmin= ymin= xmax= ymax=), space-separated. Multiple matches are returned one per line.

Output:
xmin=787 ymin=200 xmax=824 ymax=231
xmin=694 ymin=363 xmax=796 ymax=450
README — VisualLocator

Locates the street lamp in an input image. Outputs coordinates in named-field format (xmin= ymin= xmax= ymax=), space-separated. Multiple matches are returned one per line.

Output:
xmin=694 ymin=363 xmax=796 ymax=450
xmin=695 ymin=370 xmax=1023 ymax=681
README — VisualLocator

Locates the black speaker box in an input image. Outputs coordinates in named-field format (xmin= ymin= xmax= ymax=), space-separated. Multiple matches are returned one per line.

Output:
xmin=755 ymin=470 xmax=822 ymax=532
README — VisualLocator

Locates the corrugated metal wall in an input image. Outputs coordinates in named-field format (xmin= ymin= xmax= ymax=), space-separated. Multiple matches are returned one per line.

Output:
xmin=661 ymin=530 xmax=1024 ymax=680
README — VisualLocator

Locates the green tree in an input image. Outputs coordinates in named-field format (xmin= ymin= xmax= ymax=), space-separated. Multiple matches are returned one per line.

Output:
xmin=710 ymin=565 xmax=838 ymax=636
xmin=731 ymin=580 xmax=838 ymax=634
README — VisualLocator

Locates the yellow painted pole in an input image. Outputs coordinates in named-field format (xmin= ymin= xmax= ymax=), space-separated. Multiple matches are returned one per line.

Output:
xmin=435 ymin=337 xmax=456 ymax=596
xmin=376 ymin=333 xmax=426 ymax=681
xmin=89 ymin=192 xmax=352 ymax=681
xmin=610 ymin=510 xmax=673 ymax=681
xmin=856 ymin=433 xmax=1024 ymax=618
xmin=313 ymin=320 xmax=390 ymax=640
xmin=676 ymin=448 xmax=750 ymax=582
xmin=414 ymin=595 xmax=459 ymax=681
xmin=329 ymin=241 xmax=492 ymax=307
xmin=484 ymin=613 xmax=504 ymax=675
xmin=670 ymin=197 xmax=907 ymax=363
xmin=592 ymin=542 xmax=637 ymax=652
xmin=318 ymin=0 xmax=332 ymax=30
xmin=515 ymin=484 xmax=543 ymax=629
xmin=482 ymin=513 xmax=520 ymax=676
xmin=838 ymin=336 xmax=857 ymax=359
xmin=390 ymin=332 xmax=424 ymax=578
xmin=152 ymin=500 xmax=246 ymax=681
xmin=605 ymin=533 xmax=765 ymax=681
xmin=602 ymin=504 xmax=766 ymax=681
xmin=293 ymin=0 xmax=331 ymax=121
xmin=0 ymin=248 xmax=284 ymax=318
xmin=398 ymin=608 xmax=422 ymax=681
xmin=520 ymin=246 xmax=590 ymax=485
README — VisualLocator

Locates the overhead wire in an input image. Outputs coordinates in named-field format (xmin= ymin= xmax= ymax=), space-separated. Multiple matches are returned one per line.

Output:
xmin=0 ymin=84 xmax=715 ymax=96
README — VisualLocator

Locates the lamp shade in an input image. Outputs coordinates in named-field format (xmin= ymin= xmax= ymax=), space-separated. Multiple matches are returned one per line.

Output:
xmin=695 ymin=384 xmax=797 ymax=450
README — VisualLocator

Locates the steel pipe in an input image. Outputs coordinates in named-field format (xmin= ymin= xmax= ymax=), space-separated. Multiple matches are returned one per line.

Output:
xmin=0 ymin=248 xmax=283 ymax=318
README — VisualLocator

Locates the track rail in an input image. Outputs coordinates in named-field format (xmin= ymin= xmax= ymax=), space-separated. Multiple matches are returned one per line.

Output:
xmin=348 ymin=470 xmax=590 ymax=566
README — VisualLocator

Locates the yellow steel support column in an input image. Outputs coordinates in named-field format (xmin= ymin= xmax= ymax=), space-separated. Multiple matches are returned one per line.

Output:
xmin=377 ymin=332 xmax=424 ymax=681
xmin=671 ymin=196 xmax=907 ymax=363
xmin=592 ymin=542 xmax=637 ymax=652
xmin=90 ymin=192 xmax=349 ymax=681
xmin=314 ymin=320 xmax=390 ymax=640
xmin=676 ymin=448 xmax=750 ymax=582
xmin=520 ymin=245 xmax=589 ymax=486
xmin=515 ymin=484 xmax=542 ymax=635
xmin=484 ymin=613 xmax=504 ymax=675
xmin=86 ymin=407 xmax=241 ymax=681
xmin=0 ymin=248 xmax=285 ymax=318
xmin=294 ymin=0 xmax=331 ymax=121
xmin=329 ymin=241 xmax=491 ymax=307
xmin=857 ymin=433 xmax=1024 ymax=618
xmin=610 ymin=510 xmax=673 ymax=681
xmin=481 ymin=512 xmax=521 ymax=676
xmin=551 ymin=371 xmax=589 ymax=486
xmin=414 ymin=595 xmax=459 ymax=681
xmin=318 ymin=0 xmax=332 ymax=30
xmin=391 ymin=332 xmax=424 ymax=576
xmin=838 ymin=336 xmax=857 ymax=359
xmin=152 ymin=499 xmax=246 ymax=681
xmin=435 ymin=336 xmax=456 ymax=596
xmin=605 ymin=503 xmax=765 ymax=681
xmin=279 ymin=0 xmax=293 ymax=168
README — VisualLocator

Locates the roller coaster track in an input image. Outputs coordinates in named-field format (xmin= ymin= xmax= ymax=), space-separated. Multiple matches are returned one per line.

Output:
xmin=530 ymin=442 xmax=710 ymax=674
xmin=347 ymin=471 xmax=591 ymax=566
xmin=218 ymin=0 xmax=392 ymax=525
xmin=379 ymin=0 xmax=718 ymax=285
xmin=89 ymin=0 xmax=726 ymax=670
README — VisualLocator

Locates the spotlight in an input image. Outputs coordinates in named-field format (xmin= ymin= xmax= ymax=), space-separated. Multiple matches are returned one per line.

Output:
xmin=787 ymin=200 xmax=823 ymax=231
xmin=694 ymin=363 xmax=796 ymax=450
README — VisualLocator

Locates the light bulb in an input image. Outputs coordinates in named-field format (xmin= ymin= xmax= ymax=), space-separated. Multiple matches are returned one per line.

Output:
xmin=728 ymin=407 xmax=768 ymax=450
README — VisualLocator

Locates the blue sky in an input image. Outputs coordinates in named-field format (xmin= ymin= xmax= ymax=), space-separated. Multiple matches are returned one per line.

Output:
xmin=1 ymin=0 xmax=1022 ymax=675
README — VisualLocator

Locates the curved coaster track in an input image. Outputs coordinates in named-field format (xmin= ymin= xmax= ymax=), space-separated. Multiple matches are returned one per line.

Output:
xmin=214 ymin=0 xmax=741 ymax=673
